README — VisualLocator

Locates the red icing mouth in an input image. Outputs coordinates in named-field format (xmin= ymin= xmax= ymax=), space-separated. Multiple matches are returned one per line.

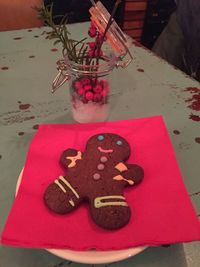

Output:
xmin=98 ymin=146 xmax=113 ymax=153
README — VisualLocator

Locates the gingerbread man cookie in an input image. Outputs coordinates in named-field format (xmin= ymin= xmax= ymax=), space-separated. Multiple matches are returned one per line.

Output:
xmin=44 ymin=133 xmax=144 ymax=230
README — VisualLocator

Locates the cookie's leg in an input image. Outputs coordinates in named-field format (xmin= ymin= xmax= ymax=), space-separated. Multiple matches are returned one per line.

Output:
xmin=90 ymin=196 xmax=131 ymax=230
xmin=44 ymin=177 xmax=81 ymax=214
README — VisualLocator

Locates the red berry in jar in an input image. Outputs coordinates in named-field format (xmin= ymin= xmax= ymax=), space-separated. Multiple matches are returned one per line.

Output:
xmin=81 ymin=78 xmax=91 ymax=85
xmin=74 ymin=81 xmax=83 ymax=90
xmin=93 ymin=84 xmax=103 ymax=93
xmin=84 ymin=85 xmax=92 ymax=91
xmin=100 ymin=80 xmax=109 ymax=89
xmin=78 ymin=88 xmax=85 ymax=95
xmin=94 ymin=93 xmax=102 ymax=102
xmin=101 ymin=89 xmax=109 ymax=98
xmin=85 ymin=91 xmax=94 ymax=101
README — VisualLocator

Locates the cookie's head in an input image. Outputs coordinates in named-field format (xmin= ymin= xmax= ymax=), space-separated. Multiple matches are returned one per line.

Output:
xmin=86 ymin=133 xmax=131 ymax=163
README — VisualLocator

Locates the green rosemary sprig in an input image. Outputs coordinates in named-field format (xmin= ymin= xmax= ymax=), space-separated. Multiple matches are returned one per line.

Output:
xmin=34 ymin=1 xmax=122 ymax=67
xmin=34 ymin=4 xmax=87 ymax=62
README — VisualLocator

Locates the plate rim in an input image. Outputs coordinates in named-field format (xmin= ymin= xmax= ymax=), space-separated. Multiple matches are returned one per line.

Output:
xmin=48 ymin=246 xmax=147 ymax=264
xmin=15 ymin=168 xmax=147 ymax=264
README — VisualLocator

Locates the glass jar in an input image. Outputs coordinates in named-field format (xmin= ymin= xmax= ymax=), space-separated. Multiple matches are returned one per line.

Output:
xmin=51 ymin=1 xmax=133 ymax=123
xmin=52 ymin=48 xmax=132 ymax=123
xmin=65 ymin=50 xmax=116 ymax=123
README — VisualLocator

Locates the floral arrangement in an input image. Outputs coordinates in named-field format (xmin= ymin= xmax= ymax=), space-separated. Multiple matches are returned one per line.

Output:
xmin=35 ymin=0 xmax=122 ymax=65
xmin=35 ymin=1 xmax=131 ymax=122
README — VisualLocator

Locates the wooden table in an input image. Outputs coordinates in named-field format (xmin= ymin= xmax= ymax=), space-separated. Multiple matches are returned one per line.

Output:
xmin=0 ymin=23 xmax=200 ymax=267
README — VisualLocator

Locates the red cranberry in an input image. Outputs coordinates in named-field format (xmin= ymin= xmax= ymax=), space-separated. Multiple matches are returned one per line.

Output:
xmin=88 ymin=27 xmax=97 ymax=38
xmin=85 ymin=91 xmax=94 ymax=101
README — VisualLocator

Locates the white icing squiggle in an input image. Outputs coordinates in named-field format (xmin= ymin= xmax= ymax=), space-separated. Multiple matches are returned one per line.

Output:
xmin=59 ymin=176 xmax=80 ymax=199
xmin=94 ymin=195 xmax=128 ymax=208
xmin=54 ymin=179 xmax=66 ymax=193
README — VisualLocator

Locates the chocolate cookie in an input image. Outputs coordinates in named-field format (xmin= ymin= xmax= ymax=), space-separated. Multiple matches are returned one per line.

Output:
xmin=44 ymin=133 xmax=144 ymax=230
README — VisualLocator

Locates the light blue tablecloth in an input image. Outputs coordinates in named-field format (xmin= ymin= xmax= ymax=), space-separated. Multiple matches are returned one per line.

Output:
xmin=0 ymin=23 xmax=199 ymax=267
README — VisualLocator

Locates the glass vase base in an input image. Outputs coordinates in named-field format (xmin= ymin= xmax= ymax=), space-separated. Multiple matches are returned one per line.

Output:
xmin=72 ymin=100 xmax=109 ymax=123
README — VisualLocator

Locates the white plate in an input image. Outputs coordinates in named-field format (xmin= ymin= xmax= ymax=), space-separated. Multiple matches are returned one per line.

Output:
xmin=15 ymin=169 xmax=146 ymax=264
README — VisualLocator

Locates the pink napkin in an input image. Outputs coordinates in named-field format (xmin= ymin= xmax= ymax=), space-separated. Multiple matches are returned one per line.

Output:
xmin=1 ymin=116 xmax=200 ymax=250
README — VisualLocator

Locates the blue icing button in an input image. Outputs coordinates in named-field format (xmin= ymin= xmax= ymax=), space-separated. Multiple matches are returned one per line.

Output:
xmin=97 ymin=135 xmax=104 ymax=141
xmin=116 ymin=140 xmax=123 ymax=145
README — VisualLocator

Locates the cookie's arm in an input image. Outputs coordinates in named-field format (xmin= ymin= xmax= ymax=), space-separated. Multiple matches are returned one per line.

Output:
xmin=114 ymin=162 xmax=144 ymax=185
xmin=60 ymin=149 xmax=83 ymax=169
xmin=123 ymin=164 xmax=144 ymax=184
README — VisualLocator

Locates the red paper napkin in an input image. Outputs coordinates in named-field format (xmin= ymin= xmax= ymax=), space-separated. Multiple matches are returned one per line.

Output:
xmin=1 ymin=116 xmax=200 ymax=250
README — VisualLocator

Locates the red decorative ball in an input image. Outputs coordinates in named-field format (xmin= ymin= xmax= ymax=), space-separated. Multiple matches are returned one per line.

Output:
xmin=90 ymin=21 xmax=96 ymax=28
xmin=81 ymin=78 xmax=91 ymax=85
xmin=78 ymin=88 xmax=85 ymax=95
xmin=88 ymin=42 xmax=96 ymax=49
xmin=94 ymin=93 xmax=102 ymax=102
xmin=88 ymin=27 xmax=97 ymax=38
xmin=101 ymin=87 xmax=109 ymax=98
xmin=97 ymin=33 xmax=105 ymax=42
xmin=74 ymin=81 xmax=83 ymax=90
xmin=84 ymin=85 xmax=92 ymax=91
xmin=100 ymin=80 xmax=109 ymax=89
xmin=94 ymin=49 xmax=103 ymax=57
xmin=88 ymin=49 xmax=94 ymax=58
xmin=93 ymin=85 xmax=103 ymax=93
xmin=85 ymin=91 xmax=94 ymax=101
